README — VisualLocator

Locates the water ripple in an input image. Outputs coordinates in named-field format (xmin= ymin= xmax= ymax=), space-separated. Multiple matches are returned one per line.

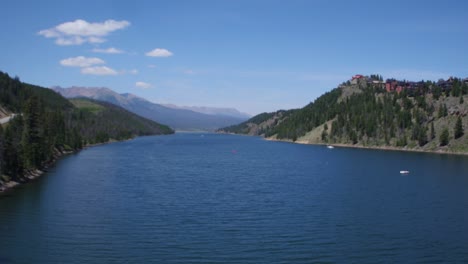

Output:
xmin=0 ymin=133 xmax=467 ymax=263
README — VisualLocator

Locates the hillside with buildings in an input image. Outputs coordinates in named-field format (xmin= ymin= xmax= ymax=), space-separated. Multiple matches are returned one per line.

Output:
xmin=219 ymin=74 xmax=467 ymax=154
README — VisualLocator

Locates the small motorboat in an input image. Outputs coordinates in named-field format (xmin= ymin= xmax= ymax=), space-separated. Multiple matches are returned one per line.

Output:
xmin=400 ymin=170 xmax=410 ymax=174
xmin=327 ymin=145 xmax=334 ymax=149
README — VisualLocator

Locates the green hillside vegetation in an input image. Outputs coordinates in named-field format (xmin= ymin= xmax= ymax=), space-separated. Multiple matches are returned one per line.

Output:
xmin=0 ymin=71 xmax=173 ymax=188
xmin=70 ymin=98 xmax=174 ymax=143
xmin=221 ymin=110 xmax=293 ymax=135
xmin=220 ymin=75 xmax=467 ymax=154
xmin=70 ymin=98 xmax=104 ymax=114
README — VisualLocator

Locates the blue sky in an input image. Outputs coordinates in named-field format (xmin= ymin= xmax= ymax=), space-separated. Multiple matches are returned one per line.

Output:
xmin=1 ymin=0 xmax=467 ymax=115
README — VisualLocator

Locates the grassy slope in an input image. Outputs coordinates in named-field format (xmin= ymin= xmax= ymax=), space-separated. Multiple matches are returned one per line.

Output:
xmin=70 ymin=98 xmax=174 ymax=141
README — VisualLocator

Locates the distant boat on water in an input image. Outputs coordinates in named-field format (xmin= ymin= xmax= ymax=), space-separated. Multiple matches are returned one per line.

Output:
xmin=327 ymin=145 xmax=334 ymax=149
xmin=400 ymin=170 xmax=410 ymax=174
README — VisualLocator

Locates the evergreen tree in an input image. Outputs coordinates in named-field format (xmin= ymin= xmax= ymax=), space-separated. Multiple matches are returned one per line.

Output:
xmin=433 ymin=86 xmax=442 ymax=100
xmin=438 ymin=104 xmax=448 ymax=118
xmin=3 ymin=117 xmax=24 ymax=179
xmin=0 ymin=126 xmax=3 ymax=175
xmin=452 ymin=80 xmax=461 ymax=97
xmin=396 ymin=134 xmax=407 ymax=147
xmin=21 ymin=96 xmax=43 ymax=169
xmin=439 ymin=128 xmax=449 ymax=146
xmin=454 ymin=116 xmax=464 ymax=139
xmin=418 ymin=126 xmax=428 ymax=146
xmin=321 ymin=129 xmax=328 ymax=142
xmin=430 ymin=122 xmax=435 ymax=140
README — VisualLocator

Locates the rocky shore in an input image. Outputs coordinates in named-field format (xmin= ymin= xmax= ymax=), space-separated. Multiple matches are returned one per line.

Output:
xmin=0 ymin=148 xmax=73 ymax=195
xmin=0 ymin=137 xmax=140 ymax=195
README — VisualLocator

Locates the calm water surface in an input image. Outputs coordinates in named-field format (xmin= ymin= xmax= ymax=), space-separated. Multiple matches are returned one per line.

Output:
xmin=0 ymin=133 xmax=467 ymax=263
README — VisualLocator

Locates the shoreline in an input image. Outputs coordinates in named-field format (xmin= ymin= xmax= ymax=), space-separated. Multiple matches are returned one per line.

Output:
xmin=0 ymin=149 xmax=73 ymax=195
xmin=0 ymin=133 xmax=173 ymax=196
xmin=0 ymin=137 xmax=138 ymax=196
xmin=264 ymin=137 xmax=468 ymax=156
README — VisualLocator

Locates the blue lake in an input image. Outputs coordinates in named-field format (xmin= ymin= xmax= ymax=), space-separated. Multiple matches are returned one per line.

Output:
xmin=0 ymin=133 xmax=467 ymax=263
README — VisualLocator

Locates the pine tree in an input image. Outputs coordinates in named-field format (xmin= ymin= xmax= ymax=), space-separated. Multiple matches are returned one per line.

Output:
xmin=321 ymin=129 xmax=328 ymax=142
xmin=430 ymin=122 xmax=435 ymax=140
xmin=438 ymin=104 xmax=448 ymax=118
xmin=396 ymin=134 xmax=407 ymax=147
xmin=418 ymin=126 xmax=428 ymax=146
xmin=454 ymin=116 xmax=464 ymax=139
xmin=0 ymin=126 xmax=3 ymax=175
xmin=3 ymin=119 xmax=24 ymax=179
xmin=21 ymin=96 xmax=43 ymax=169
xmin=433 ymin=86 xmax=441 ymax=100
xmin=440 ymin=128 xmax=449 ymax=146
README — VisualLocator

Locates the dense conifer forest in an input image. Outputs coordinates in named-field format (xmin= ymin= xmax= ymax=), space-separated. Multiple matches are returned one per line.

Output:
xmin=220 ymin=75 xmax=467 ymax=153
xmin=0 ymin=71 xmax=173 ymax=186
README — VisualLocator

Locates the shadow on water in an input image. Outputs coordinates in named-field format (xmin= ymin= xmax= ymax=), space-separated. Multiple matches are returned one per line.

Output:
xmin=0 ymin=257 xmax=15 ymax=264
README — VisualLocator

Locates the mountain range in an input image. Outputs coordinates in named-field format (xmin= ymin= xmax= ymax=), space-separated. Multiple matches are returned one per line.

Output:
xmin=52 ymin=86 xmax=249 ymax=131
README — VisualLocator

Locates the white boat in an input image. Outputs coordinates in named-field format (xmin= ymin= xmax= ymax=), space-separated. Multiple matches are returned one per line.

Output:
xmin=400 ymin=170 xmax=410 ymax=174
xmin=327 ymin=145 xmax=334 ymax=149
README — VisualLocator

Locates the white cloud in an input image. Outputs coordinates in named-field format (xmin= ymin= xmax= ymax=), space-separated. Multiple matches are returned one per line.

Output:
xmin=38 ymin=19 xmax=130 ymax=46
xmin=92 ymin=47 xmax=124 ymax=54
xmin=81 ymin=66 xmax=118 ymax=76
xmin=146 ymin=48 xmax=173 ymax=57
xmin=88 ymin=36 xmax=106 ymax=44
xmin=135 ymin=81 xmax=152 ymax=89
xmin=60 ymin=56 xmax=105 ymax=67
xmin=130 ymin=69 xmax=138 ymax=74
xmin=56 ymin=36 xmax=86 ymax=46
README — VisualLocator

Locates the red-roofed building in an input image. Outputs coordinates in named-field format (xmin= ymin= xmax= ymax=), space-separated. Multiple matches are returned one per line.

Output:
xmin=352 ymin=74 xmax=364 ymax=80
xmin=351 ymin=74 xmax=365 ymax=85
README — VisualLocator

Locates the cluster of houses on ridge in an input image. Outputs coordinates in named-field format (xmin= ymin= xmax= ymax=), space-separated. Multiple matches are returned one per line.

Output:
xmin=349 ymin=74 xmax=468 ymax=94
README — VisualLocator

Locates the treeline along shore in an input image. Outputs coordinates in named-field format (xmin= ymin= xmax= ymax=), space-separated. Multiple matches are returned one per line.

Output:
xmin=0 ymin=71 xmax=174 ymax=193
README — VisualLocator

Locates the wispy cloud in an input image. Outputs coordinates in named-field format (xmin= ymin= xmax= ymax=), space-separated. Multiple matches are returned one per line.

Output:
xmin=135 ymin=81 xmax=152 ymax=89
xmin=60 ymin=56 xmax=105 ymax=67
xmin=92 ymin=47 xmax=124 ymax=54
xmin=146 ymin=48 xmax=173 ymax=57
xmin=38 ymin=19 xmax=130 ymax=46
xmin=60 ymin=56 xmax=120 ymax=76
xmin=81 ymin=66 xmax=118 ymax=76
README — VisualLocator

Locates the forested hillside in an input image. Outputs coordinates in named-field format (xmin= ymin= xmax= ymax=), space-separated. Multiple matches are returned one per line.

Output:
xmin=220 ymin=75 xmax=467 ymax=154
xmin=69 ymin=98 xmax=173 ymax=142
xmin=220 ymin=110 xmax=293 ymax=135
xmin=0 ymin=71 xmax=173 ymax=189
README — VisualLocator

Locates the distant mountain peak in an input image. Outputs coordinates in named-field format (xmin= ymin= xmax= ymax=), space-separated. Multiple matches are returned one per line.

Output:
xmin=161 ymin=104 xmax=251 ymax=119
xmin=52 ymin=86 xmax=249 ymax=131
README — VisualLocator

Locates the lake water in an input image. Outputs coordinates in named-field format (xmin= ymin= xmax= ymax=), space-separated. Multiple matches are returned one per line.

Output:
xmin=0 ymin=133 xmax=467 ymax=263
